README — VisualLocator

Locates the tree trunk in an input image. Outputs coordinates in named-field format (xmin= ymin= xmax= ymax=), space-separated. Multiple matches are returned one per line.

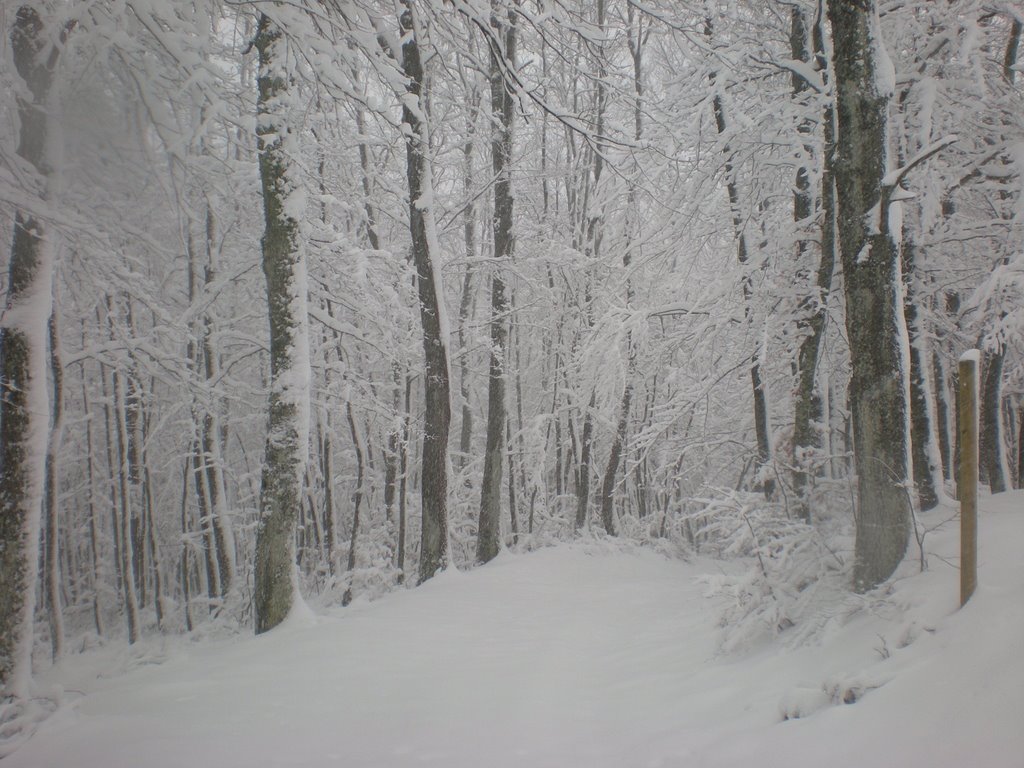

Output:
xmin=903 ymin=241 xmax=939 ymax=510
xmin=342 ymin=401 xmax=365 ymax=606
xmin=254 ymin=14 xmax=311 ymax=633
xmin=506 ymin=417 xmax=520 ymax=543
xmin=979 ymin=17 xmax=1024 ymax=495
xmin=180 ymin=455 xmax=194 ymax=632
xmin=1016 ymin=405 xmax=1024 ymax=489
xmin=400 ymin=4 xmax=452 ymax=583
xmin=0 ymin=5 xmax=63 ymax=698
xmin=792 ymin=5 xmax=837 ymax=519
xmin=706 ymin=12 xmax=773 ymax=495
xmin=827 ymin=0 xmax=912 ymax=592
xmin=980 ymin=352 xmax=1007 ymax=493
xmin=933 ymin=351 xmax=952 ymax=481
xmin=44 ymin=309 xmax=65 ymax=659
xmin=112 ymin=368 xmax=142 ymax=643
xmin=397 ymin=374 xmax=412 ymax=583
xmin=574 ymin=392 xmax=596 ymax=531
xmin=477 ymin=3 xmax=516 ymax=564
xmin=598 ymin=386 xmax=631 ymax=537
xmin=457 ymin=86 xmax=479 ymax=472
xmin=201 ymin=204 xmax=236 ymax=596
xmin=143 ymin=460 xmax=164 ymax=630
xmin=82 ymin=372 xmax=104 ymax=637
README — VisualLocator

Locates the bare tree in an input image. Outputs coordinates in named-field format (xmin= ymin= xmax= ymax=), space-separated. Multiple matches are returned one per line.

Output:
xmin=827 ymin=0 xmax=912 ymax=592
xmin=0 ymin=6 xmax=64 ymax=697
xmin=253 ymin=13 xmax=311 ymax=633
xmin=478 ymin=2 xmax=517 ymax=563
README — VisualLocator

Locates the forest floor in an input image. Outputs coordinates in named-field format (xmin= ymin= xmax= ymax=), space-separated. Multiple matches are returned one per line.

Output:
xmin=6 ymin=492 xmax=1023 ymax=768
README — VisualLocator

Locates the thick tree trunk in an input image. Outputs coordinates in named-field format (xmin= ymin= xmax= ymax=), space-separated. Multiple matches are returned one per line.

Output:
xmin=478 ymin=4 xmax=516 ymax=564
xmin=0 ymin=5 xmax=63 ymax=698
xmin=827 ymin=0 xmax=912 ymax=592
xmin=979 ymin=17 xmax=1024 ymax=494
xmin=400 ymin=4 xmax=452 ymax=583
xmin=254 ymin=14 xmax=311 ymax=633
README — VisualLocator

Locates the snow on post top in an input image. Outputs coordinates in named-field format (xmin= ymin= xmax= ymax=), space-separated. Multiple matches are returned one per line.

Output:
xmin=959 ymin=348 xmax=981 ymax=365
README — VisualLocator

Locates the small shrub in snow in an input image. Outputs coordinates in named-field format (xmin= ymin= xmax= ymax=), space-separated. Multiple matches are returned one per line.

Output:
xmin=688 ymin=489 xmax=850 ymax=651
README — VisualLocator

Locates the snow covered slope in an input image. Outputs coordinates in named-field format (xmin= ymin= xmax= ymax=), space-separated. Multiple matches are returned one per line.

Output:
xmin=7 ymin=493 xmax=1023 ymax=768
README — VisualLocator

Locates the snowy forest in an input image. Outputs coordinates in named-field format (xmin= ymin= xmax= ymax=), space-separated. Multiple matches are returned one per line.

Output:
xmin=1 ymin=0 xmax=1023 ymax=761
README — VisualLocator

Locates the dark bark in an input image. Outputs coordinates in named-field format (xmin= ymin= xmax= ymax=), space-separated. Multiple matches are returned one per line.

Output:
xmin=792 ymin=5 xmax=836 ymax=519
xmin=0 ymin=5 xmax=62 ymax=696
xmin=457 ymin=91 xmax=479 ymax=471
xmin=400 ymin=5 xmax=452 ymax=583
xmin=254 ymin=14 xmax=309 ymax=633
xmin=82 ymin=372 xmax=104 ymax=637
xmin=574 ymin=392 xmax=596 ymax=531
xmin=933 ymin=352 xmax=952 ymax=481
xmin=827 ymin=0 xmax=912 ymax=592
xmin=478 ymin=3 xmax=516 ymax=564
xmin=143 ymin=460 xmax=164 ymax=630
xmin=200 ymin=204 xmax=235 ymax=596
xmin=397 ymin=375 xmax=412 ymax=583
xmin=574 ymin=0 xmax=608 ymax=532
xmin=597 ymin=5 xmax=646 ymax=537
xmin=1017 ymin=405 xmax=1024 ymax=489
xmin=980 ymin=353 xmax=1006 ymax=493
xmin=598 ymin=386 xmax=631 ymax=536
xmin=180 ymin=455 xmax=194 ymax=633
xmin=342 ymin=402 xmax=364 ymax=606
xmin=706 ymin=13 xmax=773 ymax=495
xmin=506 ymin=418 xmax=519 ymax=545
xmin=976 ymin=19 xmax=1021 ymax=495
xmin=44 ymin=310 xmax=64 ymax=659
xmin=903 ymin=242 xmax=938 ymax=510
xmin=112 ymin=368 xmax=141 ymax=643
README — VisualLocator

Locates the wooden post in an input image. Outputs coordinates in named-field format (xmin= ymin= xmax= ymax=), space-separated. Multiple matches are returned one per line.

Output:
xmin=958 ymin=350 xmax=979 ymax=607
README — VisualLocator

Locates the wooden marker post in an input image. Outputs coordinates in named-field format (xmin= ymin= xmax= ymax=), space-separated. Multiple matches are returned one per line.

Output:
xmin=958 ymin=350 xmax=979 ymax=607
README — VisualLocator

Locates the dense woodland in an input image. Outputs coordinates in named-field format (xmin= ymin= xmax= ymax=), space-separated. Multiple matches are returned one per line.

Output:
xmin=1 ymin=0 xmax=1022 ymax=702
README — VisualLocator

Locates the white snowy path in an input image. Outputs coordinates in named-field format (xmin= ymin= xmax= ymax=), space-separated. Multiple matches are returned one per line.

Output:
xmin=9 ymin=493 xmax=1024 ymax=768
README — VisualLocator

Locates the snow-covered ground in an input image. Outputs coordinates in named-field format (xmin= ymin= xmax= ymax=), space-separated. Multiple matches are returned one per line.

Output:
xmin=6 ymin=492 xmax=1023 ymax=768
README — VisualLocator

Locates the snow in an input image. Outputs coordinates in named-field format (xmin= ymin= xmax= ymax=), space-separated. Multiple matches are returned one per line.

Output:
xmin=887 ymin=199 xmax=903 ymax=245
xmin=6 ymin=493 xmax=1024 ymax=768
xmin=869 ymin=6 xmax=896 ymax=98
xmin=959 ymin=348 xmax=981 ymax=365
xmin=1 ymin=229 xmax=54 ymax=701
xmin=893 ymin=247 xmax=914 ymax=497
